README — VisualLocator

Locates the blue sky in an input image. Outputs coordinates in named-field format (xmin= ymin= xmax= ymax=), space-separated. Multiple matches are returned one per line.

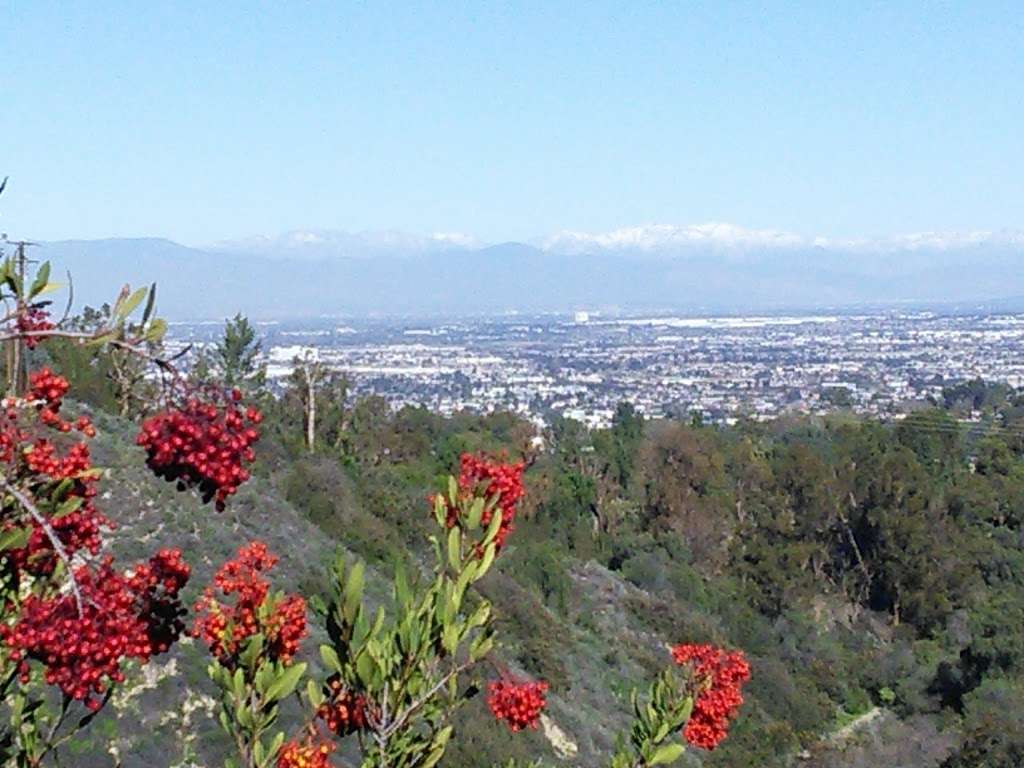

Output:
xmin=2 ymin=1 xmax=1022 ymax=245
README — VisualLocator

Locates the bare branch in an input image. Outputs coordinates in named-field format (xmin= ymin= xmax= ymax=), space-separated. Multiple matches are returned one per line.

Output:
xmin=0 ymin=328 xmax=178 ymax=372
xmin=1 ymin=478 xmax=84 ymax=615
xmin=379 ymin=657 xmax=475 ymax=739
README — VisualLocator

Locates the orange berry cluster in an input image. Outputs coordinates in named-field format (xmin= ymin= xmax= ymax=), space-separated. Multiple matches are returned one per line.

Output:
xmin=317 ymin=676 xmax=368 ymax=736
xmin=276 ymin=737 xmax=334 ymax=768
xmin=445 ymin=452 xmax=525 ymax=550
xmin=192 ymin=541 xmax=307 ymax=667
xmin=136 ymin=388 xmax=261 ymax=510
xmin=487 ymin=677 xmax=548 ymax=732
xmin=671 ymin=643 xmax=751 ymax=750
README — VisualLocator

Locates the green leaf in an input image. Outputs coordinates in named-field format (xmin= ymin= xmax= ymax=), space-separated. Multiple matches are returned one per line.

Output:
xmin=484 ymin=506 xmax=503 ymax=545
xmin=343 ymin=561 xmax=364 ymax=622
xmin=54 ymin=495 xmax=84 ymax=519
xmin=306 ymin=679 xmax=324 ymax=709
xmin=116 ymin=286 xmax=148 ymax=319
xmin=649 ymin=743 xmax=686 ymax=765
xmin=264 ymin=662 xmax=306 ymax=702
xmin=142 ymin=282 xmax=157 ymax=324
xmin=466 ymin=497 xmax=484 ymax=530
xmin=421 ymin=725 xmax=454 ymax=768
xmin=356 ymin=652 xmax=377 ymax=687
xmin=320 ymin=645 xmax=342 ymax=673
xmin=469 ymin=632 xmax=494 ymax=662
xmin=239 ymin=634 xmax=265 ymax=671
xmin=28 ymin=262 xmax=50 ymax=299
xmin=268 ymin=731 xmax=285 ymax=763
xmin=0 ymin=525 xmax=31 ymax=551
xmin=394 ymin=560 xmax=410 ymax=607
xmin=433 ymin=492 xmax=447 ymax=527
xmin=87 ymin=330 xmax=119 ymax=347
xmin=447 ymin=526 xmax=462 ymax=571
xmin=475 ymin=542 xmax=497 ymax=580
xmin=467 ymin=601 xmax=491 ymax=629
xmin=453 ymin=559 xmax=477 ymax=607
xmin=145 ymin=317 xmax=167 ymax=342
xmin=441 ymin=623 xmax=459 ymax=654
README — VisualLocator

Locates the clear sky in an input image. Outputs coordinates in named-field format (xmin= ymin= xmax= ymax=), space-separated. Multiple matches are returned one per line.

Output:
xmin=2 ymin=1 xmax=1022 ymax=245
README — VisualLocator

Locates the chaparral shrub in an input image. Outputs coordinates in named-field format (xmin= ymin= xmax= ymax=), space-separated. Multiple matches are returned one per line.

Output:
xmin=0 ymin=246 xmax=749 ymax=766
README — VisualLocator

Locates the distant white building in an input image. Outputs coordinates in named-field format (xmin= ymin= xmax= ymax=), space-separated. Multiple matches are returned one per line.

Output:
xmin=573 ymin=311 xmax=590 ymax=324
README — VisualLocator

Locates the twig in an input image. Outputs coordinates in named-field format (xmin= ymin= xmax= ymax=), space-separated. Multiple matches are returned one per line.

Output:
xmin=381 ymin=658 xmax=475 ymax=739
xmin=1 ymin=478 xmax=84 ymax=614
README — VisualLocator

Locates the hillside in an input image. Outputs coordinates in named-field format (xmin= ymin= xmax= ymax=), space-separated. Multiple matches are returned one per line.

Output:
xmin=36 ymin=352 xmax=1024 ymax=767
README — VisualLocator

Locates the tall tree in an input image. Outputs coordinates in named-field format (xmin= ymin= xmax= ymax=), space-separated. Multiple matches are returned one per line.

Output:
xmin=212 ymin=313 xmax=265 ymax=391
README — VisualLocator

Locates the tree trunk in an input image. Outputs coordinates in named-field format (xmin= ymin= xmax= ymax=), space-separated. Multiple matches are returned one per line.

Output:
xmin=306 ymin=370 xmax=316 ymax=452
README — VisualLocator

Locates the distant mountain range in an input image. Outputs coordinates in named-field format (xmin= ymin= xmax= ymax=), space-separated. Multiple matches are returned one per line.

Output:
xmin=20 ymin=223 xmax=1024 ymax=319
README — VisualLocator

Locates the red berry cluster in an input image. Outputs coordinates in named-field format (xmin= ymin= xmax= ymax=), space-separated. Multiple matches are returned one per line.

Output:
xmin=16 ymin=307 xmax=55 ymax=349
xmin=4 ymin=370 xmax=108 ymax=577
xmin=444 ymin=453 xmax=525 ymax=550
xmin=317 ymin=676 xmax=368 ymax=736
xmin=0 ymin=549 xmax=190 ymax=710
xmin=192 ymin=541 xmax=307 ymax=667
xmin=29 ymin=367 xmax=68 ymax=406
xmin=671 ymin=643 xmax=751 ymax=750
xmin=487 ymin=677 xmax=548 ymax=732
xmin=276 ymin=737 xmax=335 ymax=768
xmin=136 ymin=389 xmax=261 ymax=510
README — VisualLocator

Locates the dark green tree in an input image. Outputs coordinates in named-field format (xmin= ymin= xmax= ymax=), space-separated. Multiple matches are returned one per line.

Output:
xmin=211 ymin=313 xmax=265 ymax=391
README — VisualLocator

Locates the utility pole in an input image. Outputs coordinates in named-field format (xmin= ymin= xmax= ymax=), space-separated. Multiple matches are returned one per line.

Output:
xmin=6 ymin=240 xmax=37 ymax=395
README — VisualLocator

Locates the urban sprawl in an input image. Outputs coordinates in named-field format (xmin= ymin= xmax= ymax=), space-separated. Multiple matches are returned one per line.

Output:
xmin=169 ymin=312 xmax=1024 ymax=429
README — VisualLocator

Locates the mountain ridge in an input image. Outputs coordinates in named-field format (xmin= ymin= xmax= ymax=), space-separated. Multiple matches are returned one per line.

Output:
xmin=20 ymin=233 xmax=1024 ymax=320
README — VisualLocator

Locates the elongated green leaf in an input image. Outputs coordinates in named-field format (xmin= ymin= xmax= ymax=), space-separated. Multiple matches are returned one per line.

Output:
xmin=0 ymin=525 xmax=31 ymax=551
xmin=484 ymin=505 xmax=503 ymax=545
xmin=306 ymin=679 xmax=324 ymax=709
xmin=320 ymin=645 xmax=342 ymax=673
xmin=116 ymin=286 xmax=148 ymax=320
xmin=649 ymin=743 xmax=686 ymax=765
xmin=466 ymin=497 xmax=484 ymax=530
xmin=264 ymin=662 xmax=306 ymax=702
xmin=54 ymin=495 xmax=83 ymax=519
xmin=475 ymin=542 xmax=497 ymax=580
xmin=470 ymin=631 xmax=494 ymax=662
xmin=433 ymin=492 xmax=447 ymax=527
xmin=343 ymin=561 xmax=364 ymax=621
xmin=142 ymin=282 xmax=157 ymax=324
xmin=28 ymin=262 xmax=50 ymax=299
xmin=447 ymin=526 xmax=461 ymax=571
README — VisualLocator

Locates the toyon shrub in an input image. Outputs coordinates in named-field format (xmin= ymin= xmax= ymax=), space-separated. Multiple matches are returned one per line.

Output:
xmin=671 ymin=643 xmax=751 ymax=750
xmin=194 ymin=541 xmax=309 ymax=768
xmin=203 ymin=451 xmax=752 ymax=768
xmin=0 ymin=252 xmax=262 ymax=765
xmin=444 ymin=452 xmax=526 ymax=550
